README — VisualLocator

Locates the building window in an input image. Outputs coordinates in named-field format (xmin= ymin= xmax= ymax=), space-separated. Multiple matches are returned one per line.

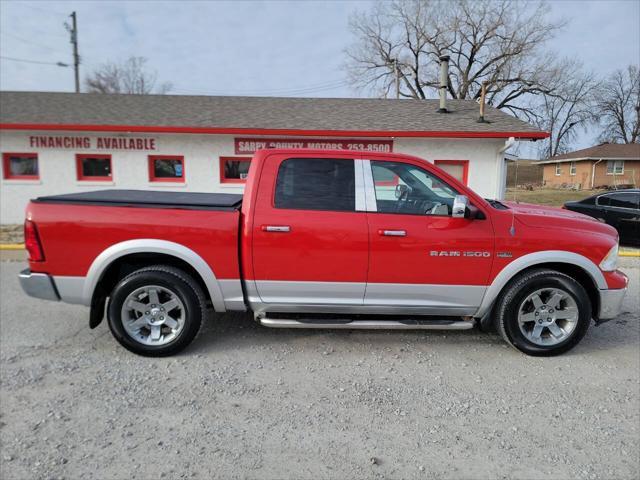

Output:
xmin=149 ymin=155 xmax=184 ymax=182
xmin=555 ymin=164 xmax=561 ymax=176
xmin=2 ymin=153 xmax=39 ymax=180
xmin=220 ymin=157 xmax=251 ymax=183
xmin=434 ymin=160 xmax=469 ymax=185
xmin=76 ymin=154 xmax=112 ymax=181
xmin=606 ymin=160 xmax=624 ymax=175
xmin=570 ymin=162 xmax=576 ymax=176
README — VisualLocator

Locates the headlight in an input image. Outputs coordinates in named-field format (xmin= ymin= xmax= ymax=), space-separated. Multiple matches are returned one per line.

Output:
xmin=599 ymin=244 xmax=619 ymax=272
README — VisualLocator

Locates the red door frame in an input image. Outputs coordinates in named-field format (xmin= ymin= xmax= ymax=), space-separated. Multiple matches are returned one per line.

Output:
xmin=434 ymin=160 xmax=469 ymax=185
xmin=2 ymin=152 xmax=40 ymax=180
xmin=148 ymin=155 xmax=185 ymax=182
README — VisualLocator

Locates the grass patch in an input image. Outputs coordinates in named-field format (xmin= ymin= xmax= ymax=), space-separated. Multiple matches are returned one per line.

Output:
xmin=504 ymin=188 xmax=606 ymax=207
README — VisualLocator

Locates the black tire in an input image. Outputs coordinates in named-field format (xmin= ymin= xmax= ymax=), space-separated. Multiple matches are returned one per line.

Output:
xmin=495 ymin=269 xmax=592 ymax=356
xmin=107 ymin=265 xmax=206 ymax=356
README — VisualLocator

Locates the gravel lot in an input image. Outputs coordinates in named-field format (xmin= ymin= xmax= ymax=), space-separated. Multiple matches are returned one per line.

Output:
xmin=1 ymin=259 xmax=638 ymax=480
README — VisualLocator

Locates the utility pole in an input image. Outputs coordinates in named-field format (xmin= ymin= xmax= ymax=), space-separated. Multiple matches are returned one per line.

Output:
xmin=66 ymin=12 xmax=80 ymax=93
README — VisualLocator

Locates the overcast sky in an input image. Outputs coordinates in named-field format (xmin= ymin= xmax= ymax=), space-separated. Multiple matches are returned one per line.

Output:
xmin=1 ymin=0 xmax=639 ymax=150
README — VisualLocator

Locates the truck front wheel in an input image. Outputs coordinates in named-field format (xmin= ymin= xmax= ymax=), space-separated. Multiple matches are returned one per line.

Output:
xmin=107 ymin=265 xmax=206 ymax=356
xmin=495 ymin=269 xmax=592 ymax=356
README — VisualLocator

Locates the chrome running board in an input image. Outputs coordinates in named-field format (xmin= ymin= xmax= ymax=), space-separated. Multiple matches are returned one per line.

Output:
xmin=259 ymin=318 xmax=475 ymax=330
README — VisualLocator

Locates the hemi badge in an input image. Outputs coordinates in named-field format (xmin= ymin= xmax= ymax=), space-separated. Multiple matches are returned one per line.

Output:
xmin=497 ymin=252 xmax=513 ymax=258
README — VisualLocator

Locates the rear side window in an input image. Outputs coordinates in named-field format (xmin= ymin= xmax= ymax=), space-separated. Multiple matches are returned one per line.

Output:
xmin=274 ymin=158 xmax=355 ymax=212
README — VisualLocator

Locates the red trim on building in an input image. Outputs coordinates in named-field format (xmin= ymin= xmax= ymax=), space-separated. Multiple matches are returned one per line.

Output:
xmin=0 ymin=123 xmax=549 ymax=140
xmin=434 ymin=159 xmax=469 ymax=185
xmin=220 ymin=156 xmax=252 ymax=184
xmin=76 ymin=154 xmax=112 ymax=181
xmin=2 ymin=152 xmax=39 ymax=180
xmin=148 ymin=155 xmax=185 ymax=182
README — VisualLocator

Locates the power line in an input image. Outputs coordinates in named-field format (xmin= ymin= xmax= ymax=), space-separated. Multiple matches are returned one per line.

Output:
xmin=0 ymin=31 xmax=66 ymax=53
xmin=0 ymin=55 xmax=69 ymax=67
xmin=12 ymin=1 xmax=69 ymax=17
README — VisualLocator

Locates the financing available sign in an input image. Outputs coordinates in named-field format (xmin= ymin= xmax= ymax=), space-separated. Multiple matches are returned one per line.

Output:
xmin=235 ymin=137 xmax=393 ymax=155
xmin=28 ymin=135 xmax=157 ymax=151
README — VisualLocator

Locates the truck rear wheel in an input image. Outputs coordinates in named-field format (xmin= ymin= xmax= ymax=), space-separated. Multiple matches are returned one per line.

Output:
xmin=107 ymin=265 xmax=206 ymax=356
xmin=495 ymin=269 xmax=592 ymax=356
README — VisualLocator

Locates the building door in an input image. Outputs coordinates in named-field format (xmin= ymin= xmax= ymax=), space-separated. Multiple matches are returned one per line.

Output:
xmin=364 ymin=158 xmax=495 ymax=315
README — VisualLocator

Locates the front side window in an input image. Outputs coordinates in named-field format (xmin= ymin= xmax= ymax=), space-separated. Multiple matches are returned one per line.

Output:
xmin=275 ymin=158 xmax=355 ymax=211
xmin=2 ymin=153 xmax=39 ymax=179
xmin=149 ymin=155 xmax=184 ymax=182
xmin=606 ymin=160 xmax=624 ymax=175
xmin=76 ymin=154 xmax=112 ymax=181
xmin=570 ymin=162 xmax=576 ymax=176
xmin=555 ymin=164 xmax=561 ymax=175
xmin=371 ymin=161 xmax=459 ymax=216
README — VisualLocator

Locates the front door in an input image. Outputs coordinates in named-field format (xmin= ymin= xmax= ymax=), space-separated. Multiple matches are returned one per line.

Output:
xmin=364 ymin=158 xmax=495 ymax=315
xmin=251 ymin=154 xmax=369 ymax=306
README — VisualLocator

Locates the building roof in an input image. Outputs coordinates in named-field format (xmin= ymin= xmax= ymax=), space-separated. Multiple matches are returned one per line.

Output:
xmin=539 ymin=143 xmax=640 ymax=164
xmin=0 ymin=91 xmax=546 ymax=139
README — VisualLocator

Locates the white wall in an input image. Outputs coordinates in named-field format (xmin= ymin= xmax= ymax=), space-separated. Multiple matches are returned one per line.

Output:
xmin=0 ymin=130 xmax=508 ymax=224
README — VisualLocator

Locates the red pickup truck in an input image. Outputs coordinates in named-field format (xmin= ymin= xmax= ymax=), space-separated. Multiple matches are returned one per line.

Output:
xmin=19 ymin=149 xmax=628 ymax=357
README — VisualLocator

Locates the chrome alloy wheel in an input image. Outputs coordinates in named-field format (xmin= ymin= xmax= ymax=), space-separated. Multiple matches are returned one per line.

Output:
xmin=517 ymin=288 xmax=580 ymax=346
xmin=120 ymin=285 xmax=185 ymax=346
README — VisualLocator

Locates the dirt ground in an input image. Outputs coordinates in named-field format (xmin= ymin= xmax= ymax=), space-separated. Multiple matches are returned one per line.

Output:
xmin=0 ymin=259 xmax=639 ymax=480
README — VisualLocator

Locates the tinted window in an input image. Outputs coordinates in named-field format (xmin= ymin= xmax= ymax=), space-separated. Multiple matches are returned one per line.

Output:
xmin=608 ymin=193 xmax=640 ymax=209
xmin=371 ymin=161 xmax=459 ymax=215
xmin=274 ymin=158 xmax=355 ymax=212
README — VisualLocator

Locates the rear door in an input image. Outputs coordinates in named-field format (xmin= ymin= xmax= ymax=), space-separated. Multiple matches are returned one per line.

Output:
xmin=601 ymin=192 xmax=640 ymax=244
xmin=363 ymin=158 xmax=495 ymax=315
xmin=251 ymin=154 xmax=369 ymax=305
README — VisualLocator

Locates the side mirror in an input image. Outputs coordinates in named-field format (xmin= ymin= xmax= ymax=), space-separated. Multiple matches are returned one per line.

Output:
xmin=452 ymin=195 xmax=468 ymax=218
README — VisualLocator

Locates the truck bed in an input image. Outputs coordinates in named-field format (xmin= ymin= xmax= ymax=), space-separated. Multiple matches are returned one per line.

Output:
xmin=27 ymin=190 xmax=242 ymax=279
xmin=34 ymin=190 xmax=243 ymax=211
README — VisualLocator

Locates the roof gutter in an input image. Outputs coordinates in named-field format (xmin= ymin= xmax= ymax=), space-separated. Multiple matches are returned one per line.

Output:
xmin=0 ymin=123 xmax=549 ymax=140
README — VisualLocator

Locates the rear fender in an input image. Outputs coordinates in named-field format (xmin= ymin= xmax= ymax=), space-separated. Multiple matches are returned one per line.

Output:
xmin=84 ymin=239 xmax=227 ymax=313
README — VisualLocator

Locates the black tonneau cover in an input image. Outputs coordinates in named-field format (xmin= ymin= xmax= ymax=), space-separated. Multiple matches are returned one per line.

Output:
xmin=34 ymin=189 xmax=243 ymax=211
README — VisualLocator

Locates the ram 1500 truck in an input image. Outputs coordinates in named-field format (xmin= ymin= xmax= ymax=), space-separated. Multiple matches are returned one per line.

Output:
xmin=19 ymin=149 xmax=628 ymax=357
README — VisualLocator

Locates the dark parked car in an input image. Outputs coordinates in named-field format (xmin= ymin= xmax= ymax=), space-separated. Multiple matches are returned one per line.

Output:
xmin=564 ymin=189 xmax=640 ymax=246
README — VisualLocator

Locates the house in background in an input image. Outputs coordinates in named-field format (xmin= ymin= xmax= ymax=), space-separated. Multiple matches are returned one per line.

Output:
xmin=539 ymin=143 xmax=640 ymax=190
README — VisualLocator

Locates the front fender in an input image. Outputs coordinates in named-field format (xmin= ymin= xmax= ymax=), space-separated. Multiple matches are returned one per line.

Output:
xmin=475 ymin=250 xmax=606 ymax=318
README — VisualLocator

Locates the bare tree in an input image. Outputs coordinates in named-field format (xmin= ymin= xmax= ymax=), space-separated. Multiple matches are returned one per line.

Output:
xmin=345 ymin=0 xmax=566 ymax=121
xmin=595 ymin=65 xmax=640 ymax=144
xmin=85 ymin=56 xmax=172 ymax=94
xmin=533 ymin=63 xmax=599 ymax=158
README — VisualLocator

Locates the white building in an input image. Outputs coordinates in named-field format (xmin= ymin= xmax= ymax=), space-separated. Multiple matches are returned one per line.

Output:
xmin=0 ymin=92 xmax=546 ymax=224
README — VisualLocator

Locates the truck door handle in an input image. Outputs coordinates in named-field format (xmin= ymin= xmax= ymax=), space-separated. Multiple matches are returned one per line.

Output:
xmin=262 ymin=225 xmax=291 ymax=233
xmin=379 ymin=229 xmax=406 ymax=237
